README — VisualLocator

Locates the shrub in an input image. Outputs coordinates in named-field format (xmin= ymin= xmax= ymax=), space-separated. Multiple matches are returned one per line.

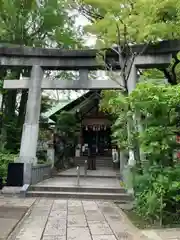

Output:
xmin=0 ymin=152 xmax=17 ymax=183
xmin=134 ymin=164 xmax=180 ymax=226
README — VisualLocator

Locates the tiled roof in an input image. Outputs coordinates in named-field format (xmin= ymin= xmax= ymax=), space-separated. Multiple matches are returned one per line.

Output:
xmin=43 ymin=91 xmax=90 ymax=120
xmin=42 ymin=100 xmax=72 ymax=119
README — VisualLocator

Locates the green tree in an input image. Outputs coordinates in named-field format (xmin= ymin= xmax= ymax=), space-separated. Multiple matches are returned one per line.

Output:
xmin=100 ymin=90 xmax=129 ymax=149
xmin=0 ymin=0 xmax=83 ymax=151
xmin=80 ymin=0 xmax=180 ymax=45
xmin=55 ymin=111 xmax=80 ymax=168
xmin=129 ymin=82 xmax=180 ymax=166
xmin=129 ymin=82 xmax=180 ymax=225
xmin=100 ymin=83 xmax=180 ymax=225
xmin=88 ymin=0 xmax=180 ymax=223
xmin=78 ymin=0 xmax=180 ymax=85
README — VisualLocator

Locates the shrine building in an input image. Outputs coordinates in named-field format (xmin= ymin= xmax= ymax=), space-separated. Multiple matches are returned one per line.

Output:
xmin=47 ymin=90 xmax=114 ymax=168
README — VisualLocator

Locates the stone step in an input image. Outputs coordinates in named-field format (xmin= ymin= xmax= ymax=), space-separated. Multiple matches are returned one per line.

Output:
xmin=29 ymin=185 xmax=126 ymax=194
xmin=26 ymin=191 xmax=133 ymax=201
xmin=75 ymin=161 xmax=112 ymax=164
xmin=74 ymin=160 xmax=113 ymax=165
xmin=52 ymin=174 xmax=118 ymax=179
xmin=96 ymin=164 xmax=113 ymax=166
xmin=75 ymin=159 xmax=112 ymax=163
xmin=75 ymin=157 xmax=112 ymax=164
xmin=76 ymin=158 xmax=112 ymax=162
xmin=75 ymin=160 xmax=112 ymax=163
xmin=75 ymin=156 xmax=112 ymax=159
xmin=74 ymin=165 xmax=113 ymax=168
xmin=75 ymin=165 xmax=113 ymax=168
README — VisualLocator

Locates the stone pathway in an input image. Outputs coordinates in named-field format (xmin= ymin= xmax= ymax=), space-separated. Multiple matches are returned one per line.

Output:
xmin=1 ymin=196 xmax=179 ymax=240
xmin=142 ymin=229 xmax=180 ymax=240
xmin=0 ymin=196 xmax=35 ymax=240
xmin=12 ymin=198 xmax=152 ymax=240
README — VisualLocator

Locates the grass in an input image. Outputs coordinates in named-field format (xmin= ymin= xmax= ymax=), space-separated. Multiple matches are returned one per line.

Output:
xmin=123 ymin=209 xmax=156 ymax=229
xmin=116 ymin=205 xmax=180 ymax=230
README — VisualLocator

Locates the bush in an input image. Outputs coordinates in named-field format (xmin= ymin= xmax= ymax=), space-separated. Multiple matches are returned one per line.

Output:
xmin=134 ymin=164 xmax=180 ymax=226
xmin=100 ymin=83 xmax=180 ymax=226
xmin=0 ymin=152 xmax=17 ymax=183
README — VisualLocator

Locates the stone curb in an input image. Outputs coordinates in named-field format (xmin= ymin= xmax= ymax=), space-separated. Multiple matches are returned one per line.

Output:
xmin=116 ymin=206 xmax=157 ymax=240
xmin=7 ymin=198 xmax=37 ymax=240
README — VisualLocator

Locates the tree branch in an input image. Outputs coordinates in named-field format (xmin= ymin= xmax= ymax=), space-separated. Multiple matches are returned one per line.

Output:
xmin=161 ymin=53 xmax=180 ymax=85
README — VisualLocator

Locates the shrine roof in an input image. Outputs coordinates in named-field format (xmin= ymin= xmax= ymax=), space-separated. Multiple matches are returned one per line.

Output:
xmin=48 ymin=90 xmax=100 ymax=122
xmin=42 ymin=99 xmax=71 ymax=120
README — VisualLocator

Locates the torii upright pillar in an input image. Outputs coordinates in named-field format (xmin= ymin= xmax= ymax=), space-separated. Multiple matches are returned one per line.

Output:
xmin=17 ymin=65 xmax=44 ymax=184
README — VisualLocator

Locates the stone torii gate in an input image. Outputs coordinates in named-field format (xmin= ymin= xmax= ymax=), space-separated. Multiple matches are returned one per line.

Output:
xmin=2 ymin=40 xmax=180 ymax=185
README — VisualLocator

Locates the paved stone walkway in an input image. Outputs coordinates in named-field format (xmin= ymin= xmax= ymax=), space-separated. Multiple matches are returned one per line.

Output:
xmin=12 ymin=198 xmax=152 ymax=240
xmin=142 ymin=229 xmax=180 ymax=240
xmin=0 ymin=196 xmax=179 ymax=240
xmin=0 ymin=196 xmax=35 ymax=240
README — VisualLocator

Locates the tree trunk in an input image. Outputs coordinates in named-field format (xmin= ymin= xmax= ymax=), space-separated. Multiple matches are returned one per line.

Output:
xmin=3 ymin=69 xmax=21 ymax=151
xmin=16 ymin=90 xmax=28 ymax=148
xmin=0 ymin=68 xmax=8 ymax=150
xmin=16 ymin=69 xmax=30 ymax=148
xmin=4 ymin=90 xmax=18 ymax=151
xmin=17 ymin=90 xmax=28 ymax=128
xmin=0 ymin=93 xmax=7 ymax=150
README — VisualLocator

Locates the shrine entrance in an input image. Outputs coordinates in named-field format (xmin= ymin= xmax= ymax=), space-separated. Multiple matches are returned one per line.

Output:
xmin=2 ymin=40 xmax=177 ymax=185
xmin=82 ymin=126 xmax=111 ymax=156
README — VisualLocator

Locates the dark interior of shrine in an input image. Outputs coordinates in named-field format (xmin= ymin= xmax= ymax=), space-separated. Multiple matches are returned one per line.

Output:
xmin=82 ymin=126 xmax=112 ymax=156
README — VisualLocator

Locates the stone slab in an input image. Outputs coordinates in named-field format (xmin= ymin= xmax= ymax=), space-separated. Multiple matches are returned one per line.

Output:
xmin=0 ymin=205 xmax=30 ymax=240
xmin=153 ymin=228 xmax=180 ymax=240
xmin=0 ymin=218 xmax=19 ymax=239
xmin=115 ymin=232 xmax=134 ymax=240
xmin=68 ymin=206 xmax=84 ymax=215
xmin=92 ymin=235 xmax=117 ymax=240
xmin=42 ymin=236 xmax=66 ymax=240
xmin=51 ymin=202 xmax=67 ymax=207
xmin=85 ymin=210 xmax=105 ymax=222
xmin=142 ymin=230 xmax=162 ymax=240
xmin=0 ymin=206 xmax=27 ymax=219
xmin=82 ymin=201 xmax=99 ymax=210
xmin=1 ymin=197 xmax=36 ymax=207
xmin=15 ymin=199 xmax=52 ymax=240
xmin=89 ymin=222 xmax=113 ymax=235
xmin=67 ymin=227 xmax=91 ymax=240
xmin=49 ymin=211 xmax=67 ymax=218
xmin=44 ymin=218 xmax=66 ymax=236
xmin=16 ymin=228 xmax=45 ymax=239
xmin=68 ymin=214 xmax=87 ymax=227
xmin=68 ymin=200 xmax=82 ymax=206
xmin=1 ymin=186 xmax=22 ymax=194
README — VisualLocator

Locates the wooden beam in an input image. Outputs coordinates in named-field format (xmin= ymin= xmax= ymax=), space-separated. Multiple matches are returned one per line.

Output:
xmin=3 ymin=78 xmax=124 ymax=90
